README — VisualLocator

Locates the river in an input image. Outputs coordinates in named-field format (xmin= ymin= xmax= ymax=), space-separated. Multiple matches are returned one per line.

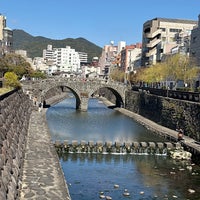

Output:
xmin=46 ymin=96 xmax=200 ymax=200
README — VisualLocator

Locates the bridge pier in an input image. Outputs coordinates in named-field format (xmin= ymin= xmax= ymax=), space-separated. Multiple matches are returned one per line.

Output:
xmin=78 ymin=97 xmax=89 ymax=111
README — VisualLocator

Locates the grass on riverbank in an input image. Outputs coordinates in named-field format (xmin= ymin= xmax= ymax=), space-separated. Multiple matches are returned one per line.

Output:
xmin=0 ymin=87 xmax=12 ymax=95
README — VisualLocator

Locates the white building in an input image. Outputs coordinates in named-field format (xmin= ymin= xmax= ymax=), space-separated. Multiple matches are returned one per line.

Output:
xmin=43 ymin=45 xmax=80 ymax=74
xmin=78 ymin=51 xmax=88 ymax=63
xmin=118 ymin=41 xmax=126 ymax=53
xmin=32 ymin=57 xmax=49 ymax=72
xmin=54 ymin=46 xmax=80 ymax=73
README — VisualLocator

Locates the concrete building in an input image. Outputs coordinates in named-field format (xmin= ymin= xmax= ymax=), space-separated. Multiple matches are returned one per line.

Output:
xmin=32 ymin=57 xmax=49 ymax=72
xmin=54 ymin=46 xmax=80 ymax=73
xmin=43 ymin=45 xmax=80 ymax=74
xmin=98 ymin=41 xmax=121 ymax=76
xmin=78 ymin=51 xmax=88 ymax=63
xmin=190 ymin=15 xmax=200 ymax=66
xmin=43 ymin=45 xmax=56 ymax=67
xmin=120 ymin=43 xmax=142 ymax=73
xmin=15 ymin=49 xmax=28 ymax=58
xmin=141 ymin=17 xmax=197 ymax=66
xmin=0 ymin=14 xmax=13 ymax=56
xmin=117 ymin=41 xmax=126 ymax=53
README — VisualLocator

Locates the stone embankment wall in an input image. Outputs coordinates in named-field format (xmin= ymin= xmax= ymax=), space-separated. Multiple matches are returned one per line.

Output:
xmin=0 ymin=89 xmax=32 ymax=199
xmin=102 ymin=89 xmax=200 ymax=142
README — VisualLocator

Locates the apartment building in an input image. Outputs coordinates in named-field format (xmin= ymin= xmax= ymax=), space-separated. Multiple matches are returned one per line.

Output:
xmin=0 ymin=14 xmax=13 ymax=56
xmin=120 ymin=43 xmax=142 ymax=73
xmin=190 ymin=14 xmax=200 ymax=66
xmin=141 ymin=17 xmax=197 ymax=66
xmin=98 ymin=41 xmax=126 ymax=75
xmin=78 ymin=51 xmax=88 ymax=63
xmin=43 ymin=45 xmax=80 ymax=74
xmin=98 ymin=43 xmax=118 ymax=75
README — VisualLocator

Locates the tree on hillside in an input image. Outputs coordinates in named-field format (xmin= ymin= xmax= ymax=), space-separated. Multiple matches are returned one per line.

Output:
xmin=0 ymin=57 xmax=9 ymax=77
xmin=2 ymin=53 xmax=34 ymax=79
xmin=4 ymin=72 xmax=21 ymax=89
xmin=0 ymin=53 xmax=47 ymax=80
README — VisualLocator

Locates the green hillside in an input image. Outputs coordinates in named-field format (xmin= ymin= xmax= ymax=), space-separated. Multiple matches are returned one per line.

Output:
xmin=12 ymin=29 xmax=102 ymax=62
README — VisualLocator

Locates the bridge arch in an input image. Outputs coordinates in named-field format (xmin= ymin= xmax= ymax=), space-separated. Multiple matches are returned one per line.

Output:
xmin=88 ymin=86 xmax=124 ymax=108
xmin=41 ymin=84 xmax=82 ymax=110
xmin=22 ymin=78 xmax=128 ymax=111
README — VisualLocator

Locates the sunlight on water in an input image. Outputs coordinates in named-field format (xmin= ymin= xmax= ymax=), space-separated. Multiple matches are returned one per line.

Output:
xmin=46 ymin=97 xmax=166 ymax=143
xmin=46 ymin=97 xmax=200 ymax=200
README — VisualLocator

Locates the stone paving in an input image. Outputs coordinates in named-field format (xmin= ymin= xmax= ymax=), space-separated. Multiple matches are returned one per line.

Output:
xmin=19 ymin=108 xmax=71 ymax=200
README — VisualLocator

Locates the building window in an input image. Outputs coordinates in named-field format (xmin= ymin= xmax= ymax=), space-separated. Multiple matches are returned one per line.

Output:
xmin=169 ymin=28 xmax=182 ymax=33
xmin=160 ymin=28 xmax=166 ymax=32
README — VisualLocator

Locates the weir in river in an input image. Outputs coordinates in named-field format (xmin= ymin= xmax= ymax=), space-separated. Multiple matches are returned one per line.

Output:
xmin=54 ymin=140 xmax=182 ymax=155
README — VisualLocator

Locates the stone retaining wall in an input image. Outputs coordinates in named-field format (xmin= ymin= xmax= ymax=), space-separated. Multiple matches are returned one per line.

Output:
xmin=102 ymin=88 xmax=200 ymax=142
xmin=0 ymin=89 xmax=32 ymax=199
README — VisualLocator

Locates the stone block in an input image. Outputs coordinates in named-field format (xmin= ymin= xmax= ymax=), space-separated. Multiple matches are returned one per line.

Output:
xmin=0 ymin=191 xmax=6 ymax=200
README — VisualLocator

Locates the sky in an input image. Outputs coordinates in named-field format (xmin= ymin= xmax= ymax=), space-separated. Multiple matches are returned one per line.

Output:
xmin=0 ymin=0 xmax=199 ymax=48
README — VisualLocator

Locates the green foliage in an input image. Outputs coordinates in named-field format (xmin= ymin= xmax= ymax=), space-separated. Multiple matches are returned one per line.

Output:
xmin=13 ymin=29 xmax=102 ymax=62
xmin=0 ymin=53 xmax=34 ymax=79
xmin=30 ymin=70 xmax=47 ymax=79
xmin=110 ymin=67 xmax=125 ymax=82
xmin=133 ymin=54 xmax=199 ymax=89
xmin=0 ymin=53 xmax=46 ymax=85
xmin=4 ymin=72 xmax=21 ymax=89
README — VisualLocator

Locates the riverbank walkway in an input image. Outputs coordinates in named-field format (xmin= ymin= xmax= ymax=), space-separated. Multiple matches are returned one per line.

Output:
xmin=19 ymin=107 xmax=71 ymax=200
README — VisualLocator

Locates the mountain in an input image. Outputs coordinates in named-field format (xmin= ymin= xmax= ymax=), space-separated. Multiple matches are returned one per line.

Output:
xmin=12 ymin=29 xmax=102 ymax=62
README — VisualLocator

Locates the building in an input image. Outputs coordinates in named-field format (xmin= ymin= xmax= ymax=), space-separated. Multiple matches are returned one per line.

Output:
xmin=0 ymin=14 xmax=13 ymax=56
xmin=141 ymin=17 xmax=197 ymax=66
xmin=78 ymin=52 xmax=88 ymax=63
xmin=120 ymin=43 xmax=142 ymax=73
xmin=98 ymin=41 xmax=122 ymax=76
xmin=43 ymin=45 xmax=80 ymax=75
xmin=15 ymin=49 xmax=28 ymax=58
xmin=43 ymin=44 xmax=56 ymax=67
xmin=190 ymin=14 xmax=200 ymax=66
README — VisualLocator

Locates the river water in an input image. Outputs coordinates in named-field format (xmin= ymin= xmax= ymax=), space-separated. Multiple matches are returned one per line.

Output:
xmin=46 ymin=97 xmax=200 ymax=200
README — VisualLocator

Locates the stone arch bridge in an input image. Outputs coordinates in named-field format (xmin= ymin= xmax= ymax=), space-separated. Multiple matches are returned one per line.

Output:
xmin=22 ymin=78 xmax=129 ymax=111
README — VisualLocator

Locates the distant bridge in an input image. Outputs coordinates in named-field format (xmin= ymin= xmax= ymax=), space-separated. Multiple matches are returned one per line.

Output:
xmin=22 ymin=78 xmax=129 ymax=111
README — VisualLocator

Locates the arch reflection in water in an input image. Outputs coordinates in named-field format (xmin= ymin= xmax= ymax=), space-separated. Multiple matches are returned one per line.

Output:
xmin=46 ymin=97 xmax=167 ymax=143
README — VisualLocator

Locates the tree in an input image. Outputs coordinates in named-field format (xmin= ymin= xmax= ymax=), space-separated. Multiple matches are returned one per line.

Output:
xmin=133 ymin=54 xmax=199 ymax=90
xmin=30 ymin=70 xmax=47 ymax=79
xmin=109 ymin=67 xmax=125 ymax=82
xmin=0 ymin=53 xmax=34 ymax=79
xmin=4 ymin=72 xmax=21 ymax=89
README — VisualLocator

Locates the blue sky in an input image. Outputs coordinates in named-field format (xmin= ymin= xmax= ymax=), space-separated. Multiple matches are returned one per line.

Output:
xmin=0 ymin=0 xmax=199 ymax=47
